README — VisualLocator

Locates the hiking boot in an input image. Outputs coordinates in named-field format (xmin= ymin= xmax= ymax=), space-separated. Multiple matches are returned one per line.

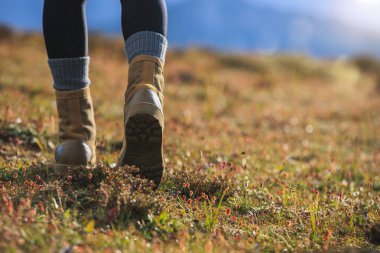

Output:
xmin=53 ymin=87 xmax=96 ymax=172
xmin=118 ymin=55 xmax=165 ymax=186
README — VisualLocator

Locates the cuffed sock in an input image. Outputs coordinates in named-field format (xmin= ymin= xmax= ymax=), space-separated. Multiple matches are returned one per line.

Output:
xmin=125 ymin=31 xmax=168 ymax=63
xmin=48 ymin=56 xmax=90 ymax=91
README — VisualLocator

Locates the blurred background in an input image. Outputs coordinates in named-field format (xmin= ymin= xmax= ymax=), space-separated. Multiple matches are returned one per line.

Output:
xmin=0 ymin=0 xmax=379 ymax=58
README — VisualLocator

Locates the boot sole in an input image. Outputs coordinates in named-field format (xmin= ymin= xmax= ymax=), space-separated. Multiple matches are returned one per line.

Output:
xmin=119 ymin=112 xmax=164 ymax=186
xmin=53 ymin=163 xmax=71 ymax=175
xmin=52 ymin=163 xmax=92 ymax=175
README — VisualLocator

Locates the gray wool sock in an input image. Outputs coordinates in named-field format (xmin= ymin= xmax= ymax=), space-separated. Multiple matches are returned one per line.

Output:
xmin=48 ymin=56 xmax=91 ymax=91
xmin=125 ymin=31 xmax=168 ymax=63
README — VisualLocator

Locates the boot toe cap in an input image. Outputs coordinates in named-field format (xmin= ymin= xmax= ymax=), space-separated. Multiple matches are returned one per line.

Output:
xmin=55 ymin=140 xmax=94 ymax=165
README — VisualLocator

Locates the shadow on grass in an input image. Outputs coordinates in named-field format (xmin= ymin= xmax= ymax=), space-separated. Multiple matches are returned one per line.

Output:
xmin=0 ymin=164 xmax=161 ymax=228
xmin=0 ymin=162 xmax=235 ymax=232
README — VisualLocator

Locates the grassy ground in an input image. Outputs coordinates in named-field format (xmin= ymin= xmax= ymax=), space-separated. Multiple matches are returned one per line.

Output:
xmin=0 ymin=28 xmax=379 ymax=252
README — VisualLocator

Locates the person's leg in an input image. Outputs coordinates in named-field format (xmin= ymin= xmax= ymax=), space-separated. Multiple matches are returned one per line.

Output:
xmin=43 ymin=0 xmax=96 ymax=170
xmin=43 ymin=0 xmax=88 ymax=59
xmin=121 ymin=0 xmax=168 ymax=62
xmin=43 ymin=0 xmax=89 ymax=91
xmin=121 ymin=0 xmax=167 ymax=39
xmin=118 ymin=0 xmax=168 ymax=186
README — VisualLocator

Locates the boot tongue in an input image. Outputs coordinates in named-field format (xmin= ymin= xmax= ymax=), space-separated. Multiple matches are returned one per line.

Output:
xmin=125 ymin=56 xmax=164 ymax=105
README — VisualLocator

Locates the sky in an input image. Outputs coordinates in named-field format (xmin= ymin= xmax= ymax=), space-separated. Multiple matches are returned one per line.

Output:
xmin=0 ymin=0 xmax=379 ymax=34
xmin=246 ymin=0 xmax=380 ymax=34
xmin=168 ymin=0 xmax=380 ymax=35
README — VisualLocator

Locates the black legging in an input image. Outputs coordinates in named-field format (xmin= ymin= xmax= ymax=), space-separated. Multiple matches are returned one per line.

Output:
xmin=43 ymin=0 xmax=167 ymax=59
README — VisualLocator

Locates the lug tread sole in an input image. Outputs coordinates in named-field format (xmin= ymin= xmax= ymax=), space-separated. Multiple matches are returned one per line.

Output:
xmin=120 ymin=113 xmax=164 ymax=185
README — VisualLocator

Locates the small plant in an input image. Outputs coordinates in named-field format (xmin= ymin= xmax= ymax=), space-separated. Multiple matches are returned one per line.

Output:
xmin=308 ymin=190 xmax=320 ymax=242
xmin=203 ymin=188 xmax=228 ymax=231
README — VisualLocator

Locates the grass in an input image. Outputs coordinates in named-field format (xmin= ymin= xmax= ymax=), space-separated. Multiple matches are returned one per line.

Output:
xmin=0 ymin=27 xmax=379 ymax=252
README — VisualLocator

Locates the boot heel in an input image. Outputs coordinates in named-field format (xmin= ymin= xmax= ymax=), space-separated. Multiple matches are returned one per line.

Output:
xmin=128 ymin=102 xmax=164 ymax=127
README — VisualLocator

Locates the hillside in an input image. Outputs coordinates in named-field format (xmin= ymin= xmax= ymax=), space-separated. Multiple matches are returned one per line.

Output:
xmin=0 ymin=30 xmax=379 ymax=252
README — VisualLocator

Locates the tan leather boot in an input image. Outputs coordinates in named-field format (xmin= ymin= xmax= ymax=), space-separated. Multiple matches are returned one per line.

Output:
xmin=118 ymin=55 xmax=165 ymax=186
xmin=54 ymin=87 xmax=96 ymax=172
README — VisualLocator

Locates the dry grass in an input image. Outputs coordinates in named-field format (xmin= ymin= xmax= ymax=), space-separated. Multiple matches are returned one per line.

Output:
xmin=0 ymin=28 xmax=379 ymax=252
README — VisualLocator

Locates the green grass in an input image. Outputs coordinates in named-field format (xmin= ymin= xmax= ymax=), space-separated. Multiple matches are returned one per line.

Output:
xmin=0 ymin=28 xmax=379 ymax=252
